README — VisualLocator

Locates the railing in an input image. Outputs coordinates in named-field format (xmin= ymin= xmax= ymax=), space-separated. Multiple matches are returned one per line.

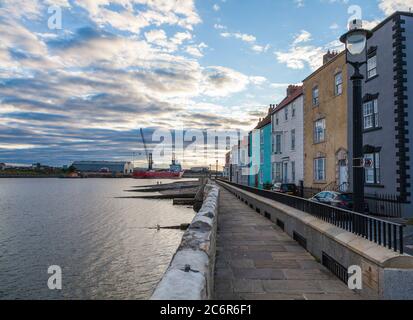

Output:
xmin=218 ymin=179 xmax=406 ymax=254
xmin=365 ymin=193 xmax=402 ymax=218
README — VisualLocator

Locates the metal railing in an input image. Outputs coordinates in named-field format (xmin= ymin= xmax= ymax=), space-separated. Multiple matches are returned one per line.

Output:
xmin=218 ymin=179 xmax=406 ymax=254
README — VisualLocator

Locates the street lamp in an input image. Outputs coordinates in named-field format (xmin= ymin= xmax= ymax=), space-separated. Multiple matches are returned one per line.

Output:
xmin=340 ymin=19 xmax=372 ymax=214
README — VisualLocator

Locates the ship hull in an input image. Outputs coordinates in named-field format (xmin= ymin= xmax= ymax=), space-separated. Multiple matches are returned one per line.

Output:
xmin=133 ymin=171 xmax=184 ymax=179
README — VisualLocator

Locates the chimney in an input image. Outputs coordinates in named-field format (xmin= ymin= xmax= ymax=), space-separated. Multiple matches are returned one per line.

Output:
xmin=323 ymin=50 xmax=338 ymax=65
xmin=286 ymin=85 xmax=298 ymax=97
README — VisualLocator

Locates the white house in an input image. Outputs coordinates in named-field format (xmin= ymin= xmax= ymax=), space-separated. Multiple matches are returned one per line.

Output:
xmin=271 ymin=85 xmax=304 ymax=185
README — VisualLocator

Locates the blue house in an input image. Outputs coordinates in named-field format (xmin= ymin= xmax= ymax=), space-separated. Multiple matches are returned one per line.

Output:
xmin=255 ymin=109 xmax=274 ymax=189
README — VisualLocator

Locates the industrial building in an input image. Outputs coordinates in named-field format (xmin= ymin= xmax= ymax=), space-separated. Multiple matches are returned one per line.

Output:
xmin=72 ymin=161 xmax=134 ymax=174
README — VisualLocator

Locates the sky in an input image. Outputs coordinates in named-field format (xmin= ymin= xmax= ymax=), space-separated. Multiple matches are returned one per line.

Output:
xmin=0 ymin=0 xmax=412 ymax=168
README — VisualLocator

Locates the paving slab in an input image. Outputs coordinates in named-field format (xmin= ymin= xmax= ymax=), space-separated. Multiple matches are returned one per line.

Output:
xmin=214 ymin=187 xmax=361 ymax=300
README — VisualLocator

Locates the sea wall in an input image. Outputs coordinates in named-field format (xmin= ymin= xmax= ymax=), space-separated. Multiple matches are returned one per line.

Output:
xmin=150 ymin=181 xmax=220 ymax=300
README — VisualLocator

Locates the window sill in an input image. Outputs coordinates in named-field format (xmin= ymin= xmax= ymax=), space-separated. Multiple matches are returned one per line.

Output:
xmin=313 ymin=181 xmax=327 ymax=185
xmin=365 ymin=184 xmax=385 ymax=189
xmin=313 ymin=141 xmax=326 ymax=145
xmin=363 ymin=127 xmax=382 ymax=134
xmin=365 ymin=74 xmax=379 ymax=83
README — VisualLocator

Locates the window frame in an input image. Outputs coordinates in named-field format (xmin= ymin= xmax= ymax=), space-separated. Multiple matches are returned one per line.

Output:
xmin=291 ymin=129 xmax=296 ymax=151
xmin=314 ymin=118 xmax=326 ymax=143
xmin=314 ymin=157 xmax=326 ymax=182
xmin=312 ymin=86 xmax=319 ymax=106
xmin=363 ymin=99 xmax=379 ymax=130
xmin=367 ymin=55 xmax=377 ymax=79
xmin=334 ymin=72 xmax=343 ymax=96
xmin=365 ymin=152 xmax=381 ymax=185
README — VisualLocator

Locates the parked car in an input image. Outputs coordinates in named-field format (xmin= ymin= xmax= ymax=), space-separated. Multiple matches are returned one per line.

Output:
xmin=272 ymin=183 xmax=299 ymax=196
xmin=310 ymin=191 xmax=369 ymax=213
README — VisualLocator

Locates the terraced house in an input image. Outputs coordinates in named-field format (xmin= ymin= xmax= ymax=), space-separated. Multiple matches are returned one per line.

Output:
xmin=255 ymin=108 xmax=273 ymax=189
xmin=271 ymin=85 xmax=304 ymax=185
xmin=303 ymin=51 xmax=349 ymax=191
xmin=347 ymin=12 xmax=413 ymax=218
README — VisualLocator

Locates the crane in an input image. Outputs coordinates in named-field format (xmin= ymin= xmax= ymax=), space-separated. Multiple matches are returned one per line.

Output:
xmin=139 ymin=128 xmax=153 ymax=170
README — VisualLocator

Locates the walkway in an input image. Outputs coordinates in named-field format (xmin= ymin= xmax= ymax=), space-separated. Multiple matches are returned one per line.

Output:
xmin=214 ymin=187 xmax=361 ymax=300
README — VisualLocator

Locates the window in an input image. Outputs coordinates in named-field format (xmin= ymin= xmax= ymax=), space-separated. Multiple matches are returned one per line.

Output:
xmin=314 ymin=119 xmax=326 ymax=143
xmin=274 ymin=133 xmax=282 ymax=154
xmin=312 ymin=86 xmax=319 ymax=106
xmin=335 ymin=72 xmax=343 ymax=96
xmin=291 ymin=129 xmax=296 ymax=151
xmin=292 ymin=103 xmax=296 ymax=117
xmin=291 ymin=161 xmax=296 ymax=182
xmin=260 ymin=130 xmax=264 ymax=144
xmin=274 ymin=163 xmax=282 ymax=182
xmin=260 ymin=148 xmax=264 ymax=165
xmin=363 ymin=99 xmax=379 ymax=130
xmin=314 ymin=158 xmax=326 ymax=182
xmin=276 ymin=114 xmax=279 ymax=126
xmin=260 ymin=169 xmax=264 ymax=182
xmin=367 ymin=55 xmax=377 ymax=79
xmin=284 ymin=107 xmax=288 ymax=121
xmin=365 ymin=153 xmax=380 ymax=185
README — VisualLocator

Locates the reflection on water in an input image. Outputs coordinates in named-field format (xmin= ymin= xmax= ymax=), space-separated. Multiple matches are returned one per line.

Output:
xmin=0 ymin=178 xmax=195 ymax=299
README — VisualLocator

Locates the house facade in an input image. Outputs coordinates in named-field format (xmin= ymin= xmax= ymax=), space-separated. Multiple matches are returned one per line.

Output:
xmin=271 ymin=85 xmax=304 ymax=185
xmin=248 ymin=129 xmax=261 ymax=187
xmin=347 ymin=12 xmax=413 ymax=217
xmin=303 ymin=51 xmax=349 ymax=190
xmin=255 ymin=110 xmax=273 ymax=189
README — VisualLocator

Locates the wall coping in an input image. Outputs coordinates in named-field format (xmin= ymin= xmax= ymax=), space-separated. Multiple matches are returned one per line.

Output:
xmin=150 ymin=182 xmax=220 ymax=300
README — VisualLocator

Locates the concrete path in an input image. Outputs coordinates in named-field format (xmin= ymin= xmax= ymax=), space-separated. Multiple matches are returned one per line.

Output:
xmin=214 ymin=188 xmax=361 ymax=300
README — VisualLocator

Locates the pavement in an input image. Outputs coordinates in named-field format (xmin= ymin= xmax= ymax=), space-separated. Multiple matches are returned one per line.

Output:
xmin=214 ymin=187 xmax=361 ymax=300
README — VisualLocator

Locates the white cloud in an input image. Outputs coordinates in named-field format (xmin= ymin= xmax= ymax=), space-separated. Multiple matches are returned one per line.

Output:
xmin=293 ymin=30 xmax=312 ymax=45
xmin=221 ymin=32 xmax=256 ymax=43
xmin=213 ymin=4 xmax=220 ymax=11
xmin=379 ymin=0 xmax=413 ymax=15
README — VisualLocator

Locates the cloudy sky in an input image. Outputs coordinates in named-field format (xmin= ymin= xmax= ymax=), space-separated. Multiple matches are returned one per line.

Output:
xmin=0 ymin=0 xmax=412 ymax=167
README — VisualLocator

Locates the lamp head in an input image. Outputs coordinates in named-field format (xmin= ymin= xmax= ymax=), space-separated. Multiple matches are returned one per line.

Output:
xmin=340 ymin=19 xmax=373 ymax=56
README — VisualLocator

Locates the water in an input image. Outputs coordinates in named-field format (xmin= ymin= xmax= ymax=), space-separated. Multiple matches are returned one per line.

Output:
xmin=0 ymin=178 xmax=196 ymax=300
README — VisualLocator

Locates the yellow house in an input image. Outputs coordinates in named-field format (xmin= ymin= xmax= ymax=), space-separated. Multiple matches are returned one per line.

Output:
xmin=303 ymin=51 xmax=348 ymax=191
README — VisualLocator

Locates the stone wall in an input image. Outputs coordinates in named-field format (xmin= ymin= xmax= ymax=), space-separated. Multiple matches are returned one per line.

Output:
xmin=219 ymin=181 xmax=413 ymax=300
xmin=150 ymin=181 xmax=220 ymax=300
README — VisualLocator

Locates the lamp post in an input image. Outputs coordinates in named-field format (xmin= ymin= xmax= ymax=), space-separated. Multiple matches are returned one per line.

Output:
xmin=340 ymin=20 xmax=372 ymax=214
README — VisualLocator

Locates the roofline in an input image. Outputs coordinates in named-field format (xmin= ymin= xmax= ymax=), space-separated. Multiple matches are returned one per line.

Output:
xmin=270 ymin=91 xmax=303 ymax=115
xmin=371 ymin=11 xmax=413 ymax=33
xmin=302 ymin=50 xmax=345 ymax=83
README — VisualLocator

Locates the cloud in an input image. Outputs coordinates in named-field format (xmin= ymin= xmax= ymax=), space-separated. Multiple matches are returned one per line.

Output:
xmin=275 ymin=31 xmax=344 ymax=70
xmin=221 ymin=32 xmax=256 ymax=43
xmin=378 ymin=0 xmax=413 ymax=15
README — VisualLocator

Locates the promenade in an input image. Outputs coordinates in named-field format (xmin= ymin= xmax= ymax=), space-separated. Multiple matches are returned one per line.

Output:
xmin=214 ymin=188 xmax=361 ymax=300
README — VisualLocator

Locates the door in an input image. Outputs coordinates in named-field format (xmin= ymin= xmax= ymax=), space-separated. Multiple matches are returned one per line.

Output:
xmin=339 ymin=160 xmax=348 ymax=191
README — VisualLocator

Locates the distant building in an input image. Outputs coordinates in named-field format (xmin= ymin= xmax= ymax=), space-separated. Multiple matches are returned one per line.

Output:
xmin=223 ymin=152 xmax=231 ymax=179
xmin=271 ymin=85 xmax=304 ymax=185
xmin=190 ymin=167 xmax=209 ymax=173
xmin=303 ymin=50 xmax=349 ymax=191
xmin=72 ymin=161 xmax=134 ymax=174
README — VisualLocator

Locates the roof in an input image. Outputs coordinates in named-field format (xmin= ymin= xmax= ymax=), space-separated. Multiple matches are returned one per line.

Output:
xmin=302 ymin=51 xmax=345 ymax=83
xmin=255 ymin=113 xmax=272 ymax=130
xmin=271 ymin=86 xmax=303 ymax=115
xmin=371 ymin=11 xmax=413 ymax=33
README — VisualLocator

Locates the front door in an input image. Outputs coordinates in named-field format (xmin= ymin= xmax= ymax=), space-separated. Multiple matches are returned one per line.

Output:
xmin=339 ymin=160 xmax=348 ymax=191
